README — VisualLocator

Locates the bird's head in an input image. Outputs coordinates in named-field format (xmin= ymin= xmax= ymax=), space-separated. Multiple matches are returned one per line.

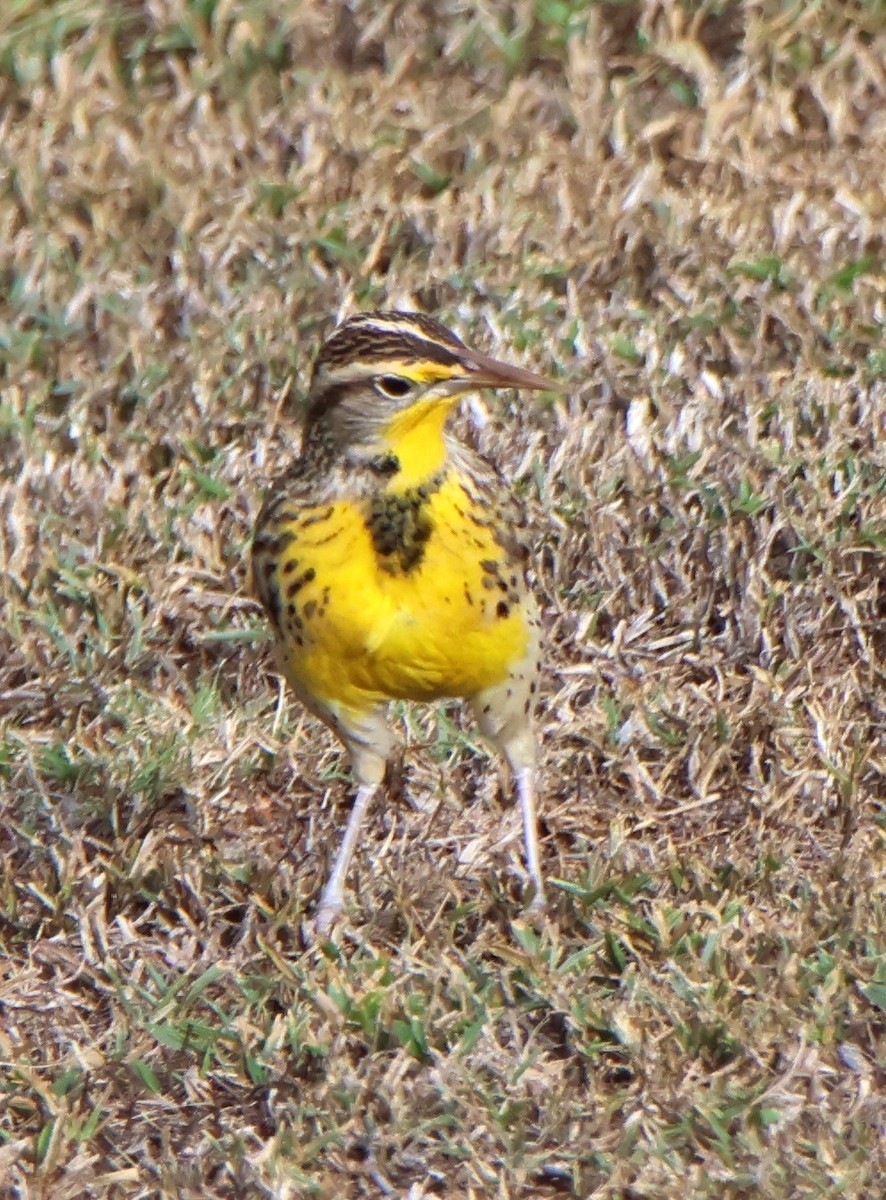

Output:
xmin=304 ymin=310 xmax=564 ymax=484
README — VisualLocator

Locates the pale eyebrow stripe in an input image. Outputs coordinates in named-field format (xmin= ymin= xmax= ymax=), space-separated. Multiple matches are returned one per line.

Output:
xmin=319 ymin=357 xmax=460 ymax=386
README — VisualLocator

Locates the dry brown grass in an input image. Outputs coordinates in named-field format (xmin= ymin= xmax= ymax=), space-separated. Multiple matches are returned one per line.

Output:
xmin=1 ymin=1 xmax=885 ymax=1196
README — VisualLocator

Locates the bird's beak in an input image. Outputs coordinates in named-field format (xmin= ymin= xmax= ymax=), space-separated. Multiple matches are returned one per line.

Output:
xmin=440 ymin=346 xmax=567 ymax=397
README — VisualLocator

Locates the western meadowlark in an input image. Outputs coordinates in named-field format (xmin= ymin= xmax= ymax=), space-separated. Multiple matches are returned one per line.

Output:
xmin=252 ymin=310 xmax=564 ymax=933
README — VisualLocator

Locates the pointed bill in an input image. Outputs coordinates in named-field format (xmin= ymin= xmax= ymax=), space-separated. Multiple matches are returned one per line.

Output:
xmin=441 ymin=346 xmax=567 ymax=396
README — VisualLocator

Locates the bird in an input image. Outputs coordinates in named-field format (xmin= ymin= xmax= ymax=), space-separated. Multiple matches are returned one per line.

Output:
xmin=251 ymin=310 xmax=565 ymax=933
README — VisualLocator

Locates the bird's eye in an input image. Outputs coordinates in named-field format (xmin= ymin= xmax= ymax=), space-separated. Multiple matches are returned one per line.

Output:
xmin=375 ymin=375 xmax=413 ymax=399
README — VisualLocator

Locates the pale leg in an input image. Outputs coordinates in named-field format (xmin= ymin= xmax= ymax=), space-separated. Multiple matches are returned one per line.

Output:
xmin=315 ymin=782 xmax=379 ymax=935
xmin=516 ymin=765 xmax=546 ymax=913
xmin=469 ymin=655 xmax=546 ymax=916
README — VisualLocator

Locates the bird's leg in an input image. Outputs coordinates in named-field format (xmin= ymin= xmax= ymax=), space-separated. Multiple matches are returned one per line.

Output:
xmin=470 ymin=669 xmax=546 ymax=916
xmin=315 ymin=781 xmax=379 ymax=935
xmin=515 ymin=764 xmax=545 ymax=914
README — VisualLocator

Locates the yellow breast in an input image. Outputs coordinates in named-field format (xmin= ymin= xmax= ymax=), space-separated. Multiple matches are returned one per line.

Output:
xmin=271 ymin=471 xmax=531 ymax=714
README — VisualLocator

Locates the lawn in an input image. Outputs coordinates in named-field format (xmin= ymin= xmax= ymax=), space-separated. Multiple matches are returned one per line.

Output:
xmin=1 ymin=1 xmax=884 ymax=1196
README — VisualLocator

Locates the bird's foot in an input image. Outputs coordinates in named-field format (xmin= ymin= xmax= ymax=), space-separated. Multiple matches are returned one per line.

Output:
xmin=524 ymin=888 xmax=547 ymax=924
xmin=313 ymin=898 xmax=342 ymax=939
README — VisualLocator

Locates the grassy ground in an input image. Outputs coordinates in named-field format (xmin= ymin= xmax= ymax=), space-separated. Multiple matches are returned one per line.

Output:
xmin=1 ymin=1 xmax=885 ymax=1196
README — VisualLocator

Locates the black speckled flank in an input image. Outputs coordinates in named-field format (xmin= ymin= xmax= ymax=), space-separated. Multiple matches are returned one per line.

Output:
xmin=477 ymin=552 xmax=524 ymax=611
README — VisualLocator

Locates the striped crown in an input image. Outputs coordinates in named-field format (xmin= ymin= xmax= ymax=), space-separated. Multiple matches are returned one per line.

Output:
xmin=311 ymin=311 xmax=468 ymax=384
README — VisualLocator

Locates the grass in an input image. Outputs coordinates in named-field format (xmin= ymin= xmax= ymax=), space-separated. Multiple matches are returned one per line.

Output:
xmin=1 ymin=0 xmax=885 ymax=1196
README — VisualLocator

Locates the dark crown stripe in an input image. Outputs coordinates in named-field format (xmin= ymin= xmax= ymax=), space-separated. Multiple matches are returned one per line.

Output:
xmin=314 ymin=311 xmax=468 ymax=376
